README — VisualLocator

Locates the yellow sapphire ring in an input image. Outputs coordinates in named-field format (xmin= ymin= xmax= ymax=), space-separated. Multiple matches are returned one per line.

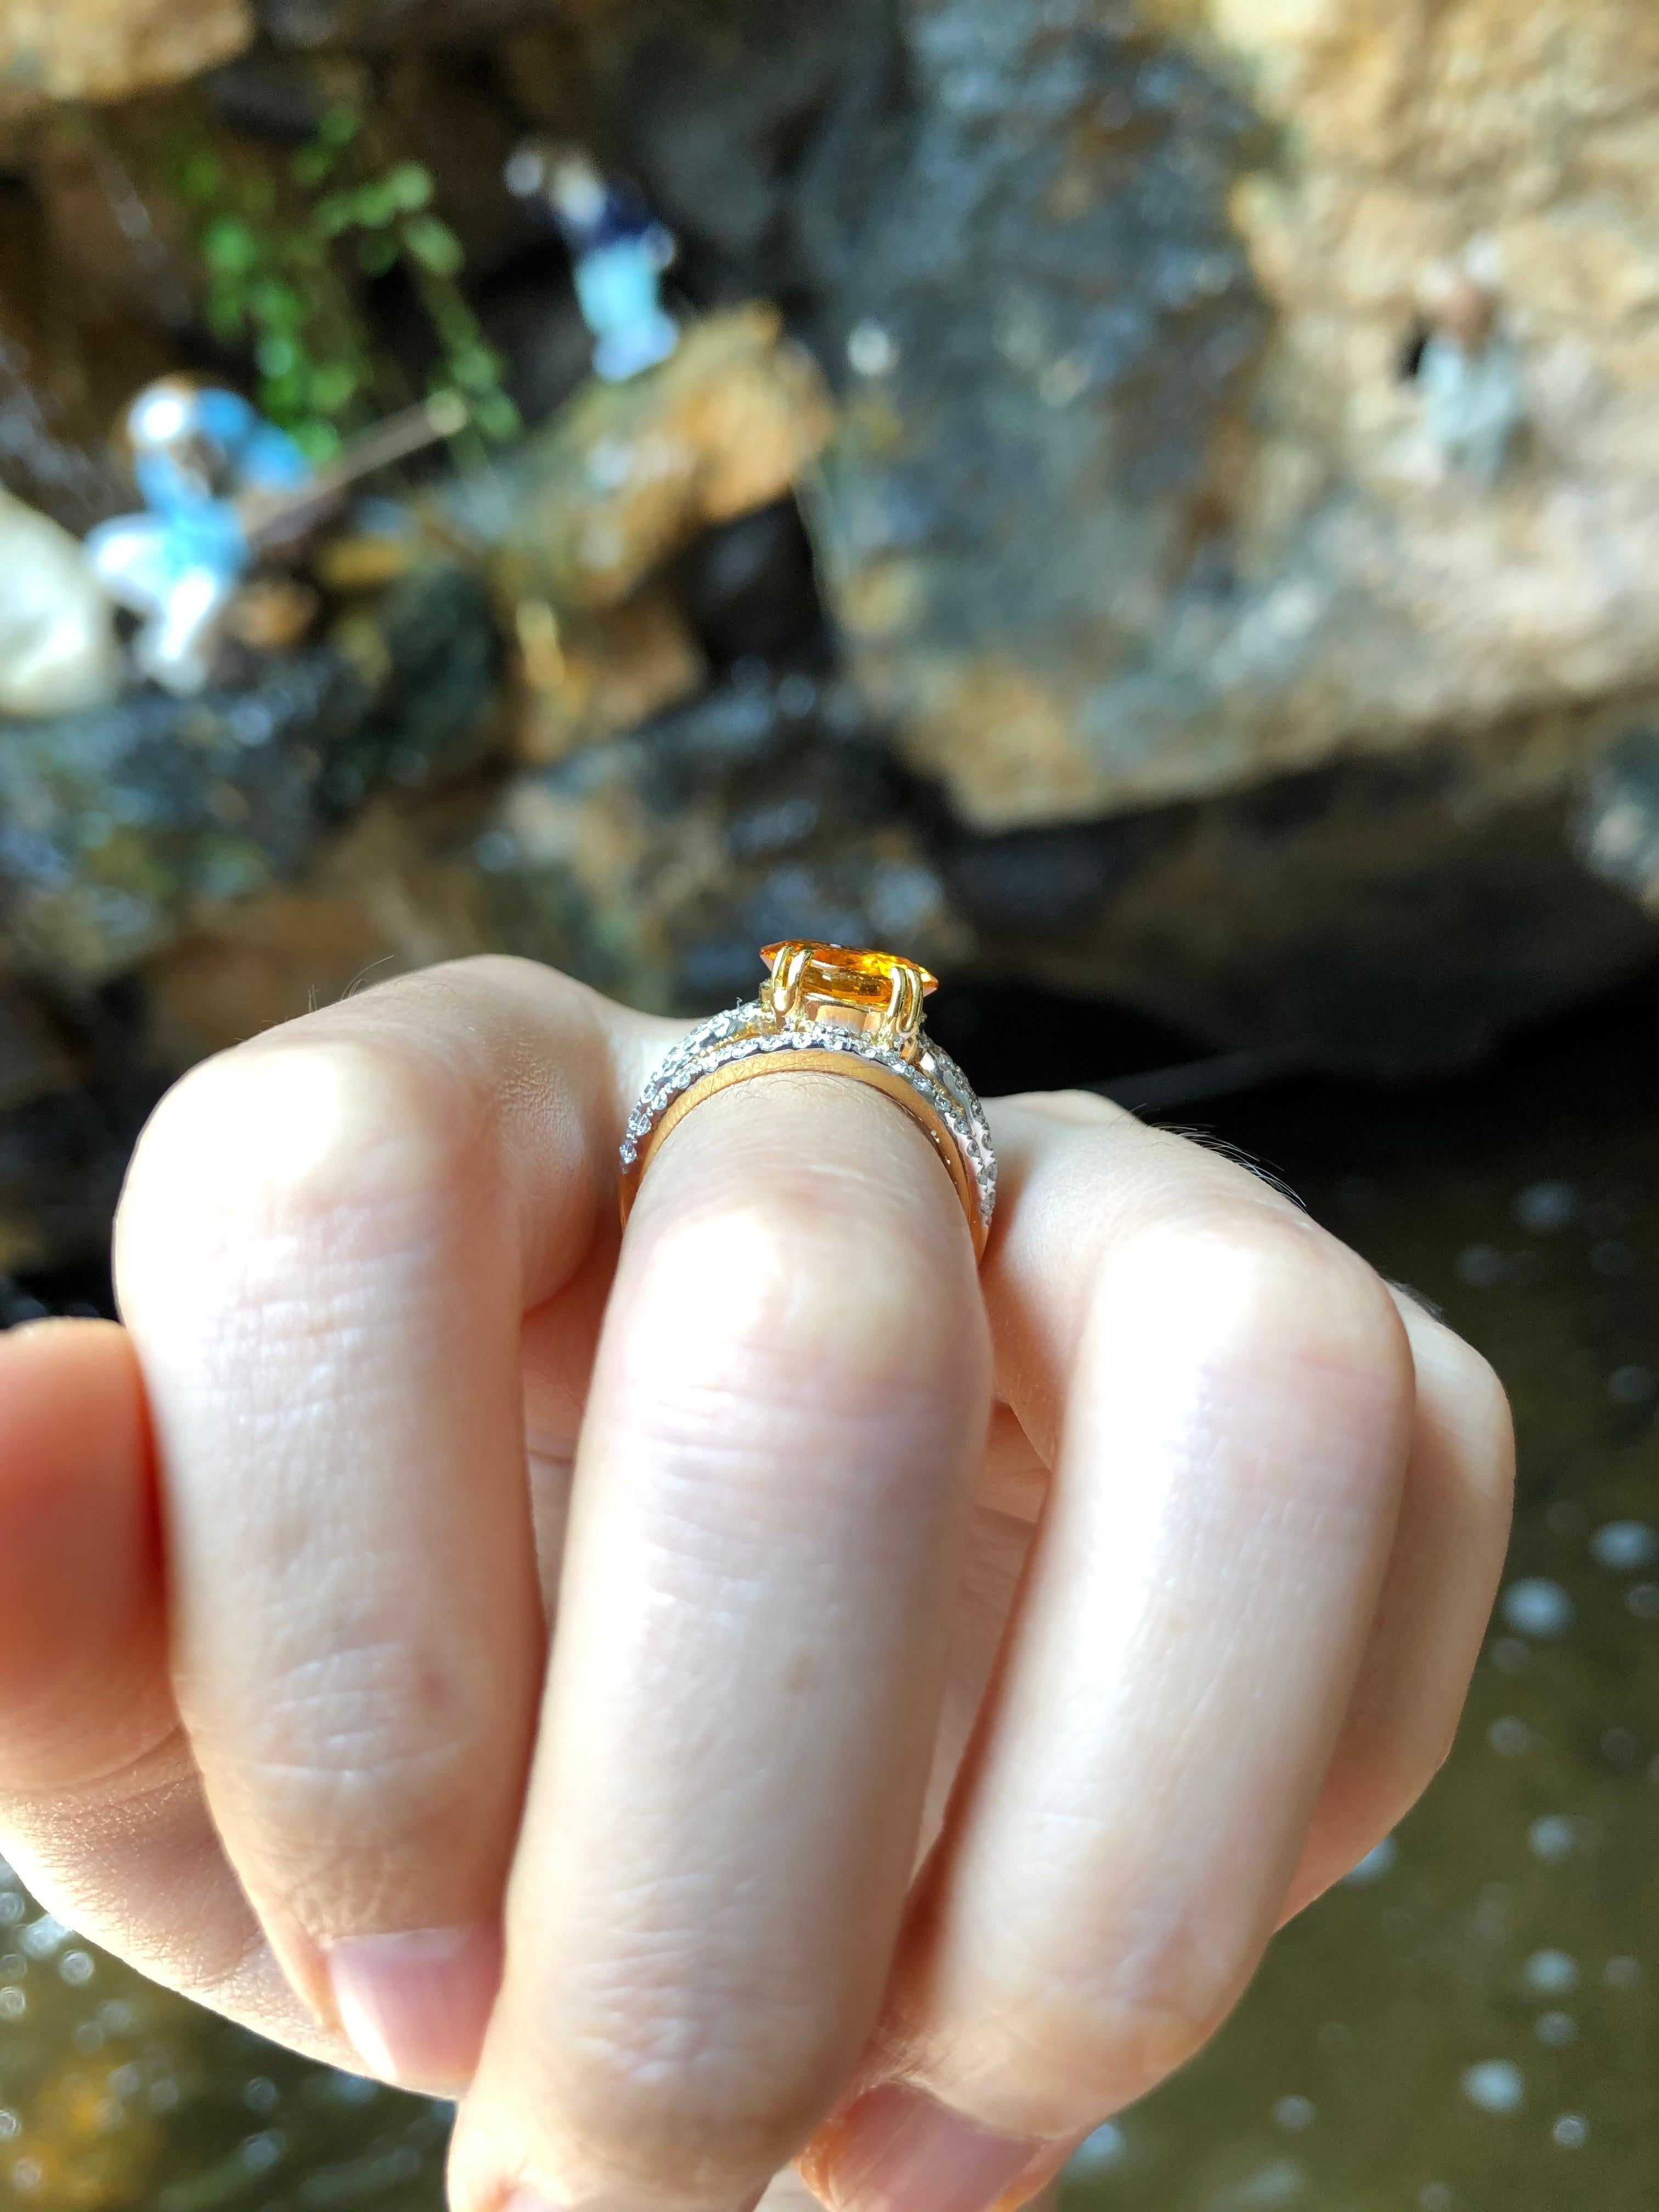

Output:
xmin=619 ymin=941 xmax=997 ymax=1258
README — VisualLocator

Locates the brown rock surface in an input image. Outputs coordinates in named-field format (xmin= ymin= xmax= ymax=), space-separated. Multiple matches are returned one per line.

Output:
xmin=448 ymin=305 xmax=836 ymax=613
xmin=845 ymin=0 xmax=1659 ymax=832
xmin=0 ymin=0 xmax=252 ymax=120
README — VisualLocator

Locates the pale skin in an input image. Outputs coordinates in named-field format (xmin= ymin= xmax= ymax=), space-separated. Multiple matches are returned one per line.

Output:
xmin=0 ymin=957 xmax=1514 ymax=2212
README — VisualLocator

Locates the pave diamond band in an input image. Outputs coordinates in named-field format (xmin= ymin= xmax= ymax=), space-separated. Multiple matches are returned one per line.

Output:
xmin=618 ymin=944 xmax=997 ymax=1258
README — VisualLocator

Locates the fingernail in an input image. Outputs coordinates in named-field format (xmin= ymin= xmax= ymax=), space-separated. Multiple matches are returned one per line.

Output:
xmin=825 ymin=2083 xmax=1047 ymax=2212
xmin=325 ymin=1922 xmax=501 ymax=2092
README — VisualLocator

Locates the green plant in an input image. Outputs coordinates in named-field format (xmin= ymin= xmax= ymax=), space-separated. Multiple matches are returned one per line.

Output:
xmin=172 ymin=102 xmax=520 ymax=463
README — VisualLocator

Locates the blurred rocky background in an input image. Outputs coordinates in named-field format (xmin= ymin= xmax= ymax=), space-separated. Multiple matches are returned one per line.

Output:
xmin=7 ymin=0 xmax=1659 ymax=1293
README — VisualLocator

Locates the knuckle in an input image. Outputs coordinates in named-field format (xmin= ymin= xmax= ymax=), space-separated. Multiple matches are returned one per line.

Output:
xmin=1118 ymin=1199 xmax=1412 ymax=1409
xmin=121 ymin=1035 xmax=486 ymax=1285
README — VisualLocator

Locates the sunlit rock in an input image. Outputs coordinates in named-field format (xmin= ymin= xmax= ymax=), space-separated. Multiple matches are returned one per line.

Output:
xmin=0 ymin=0 xmax=252 ymax=121
xmin=0 ymin=492 xmax=123 ymax=720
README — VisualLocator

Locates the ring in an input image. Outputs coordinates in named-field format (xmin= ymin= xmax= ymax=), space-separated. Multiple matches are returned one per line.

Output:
xmin=619 ymin=941 xmax=997 ymax=1257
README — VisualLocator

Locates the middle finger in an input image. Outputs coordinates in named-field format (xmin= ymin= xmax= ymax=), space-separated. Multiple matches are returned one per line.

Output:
xmin=452 ymin=1071 xmax=991 ymax=2212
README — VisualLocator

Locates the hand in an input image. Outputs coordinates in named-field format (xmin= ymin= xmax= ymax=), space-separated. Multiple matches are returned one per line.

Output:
xmin=0 ymin=957 xmax=1513 ymax=2212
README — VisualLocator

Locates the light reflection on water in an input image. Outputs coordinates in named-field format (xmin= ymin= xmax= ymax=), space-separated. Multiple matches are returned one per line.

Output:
xmin=2 ymin=1017 xmax=1656 ymax=2207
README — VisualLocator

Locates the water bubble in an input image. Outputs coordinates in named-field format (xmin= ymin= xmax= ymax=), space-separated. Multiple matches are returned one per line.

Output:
xmin=847 ymin=321 xmax=900 ymax=377
xmin=1604 ymin=1956 xmax=1643 ymax=1990
xmin=1501 ymin=1579 xmax=1575 ymax=1638
xmin=148 ymin=2078 xmax=180 ymax=2114
xmin=1227 ymin=2158 xmax=1305 ymax=2205
xmin=1627 ymin=1583 xmax=1659 ymax=1620
xmin=330 ymin=2069 xmax=381 ymax=2103
xmin=245 ymin=2076 xmax=280 ymax=2115
xmin=1601 ymin=1725 xmax=1640 ymax=1767
xmin=1273 ymin=2096 xmax=1316 ymax=2132
xmin=1513 ymin=1182 xmax=1576 ymax=1232
xmin=1488 ymin=1716 xmax=1532 ymax=1754
xmin=0 ymin=1895 xmax=21 ymax=1928
xmin=97 ymin=2001 xmax=136 ymax=2035
xmin=0 ymin=2113 xmax=16 ymax=2142
xmin=58 ymin=1949 xmax=94 ymax=1985
xmin=472 ymin=830 xmax=518 ymax=874
xmin=108 ymin=2066 xmax=140 ymax=2099
xmin=1530 ymin=1815 xmax=1577 ymax=1860
xmin=1608 ymin=1365 xmax=1655 ymax=1404
xmin=10 ymin=2157 xmax=43 ymax=2196
xmin=1462 ymin=2059 xmax=1525 ymax=2114
xmin=72 ymin=2021 xmax=104 ymax=2053
xmin=1457 ymin=1244 xmax=1507 ymax=1288
xmin=19 ymin=1915 xmax=69 ymax=1960
xmin=1553 ymin=2114 xmax=1588 ymax=2148
xmin=1418 ymin=2188 xmax=1454 ymax=2212
xmin=1534 ymin=2010 xmax=1576 ymax=2047
xmin=241 ymin=2131 xmax=286 ymax=2173
xmin=1343 ymin=1835 xmax=1398 ymax=1885
xmin=1069 ymin=2121 xmax=1127 ymax=2172
xmin=1593 ymin=1520 xmax=1659 ymax=1570
xmin=0 ymin=1989 xmax=24 ymax=2021
xmin=1523 ymin=1949 xmax=1579 ymax=1995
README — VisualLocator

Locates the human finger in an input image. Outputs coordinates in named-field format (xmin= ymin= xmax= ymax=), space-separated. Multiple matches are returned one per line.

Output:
xmin=113 ymin=956 xmax=678 ymax=2092
xmin=803 ymin=1097 xmax=1421 ymax=2211
xmin=1280 ymin=1294 xmax=1513 ymax=1914
xmin=449 ymin=1069 xmax=992 ymax=2212
xmin=0 ymin=1318 xmax=347 ymax=2062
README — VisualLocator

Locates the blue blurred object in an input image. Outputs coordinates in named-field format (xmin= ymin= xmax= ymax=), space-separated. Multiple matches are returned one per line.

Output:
xmin=86 ymin=381 xmax=311 ymax=697
xmin=505 ymin=143 xmax=679 ymax=383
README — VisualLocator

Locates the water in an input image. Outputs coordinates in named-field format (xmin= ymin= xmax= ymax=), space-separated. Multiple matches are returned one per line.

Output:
xmin=2 ymin=988 xmax=1656 ymax=2206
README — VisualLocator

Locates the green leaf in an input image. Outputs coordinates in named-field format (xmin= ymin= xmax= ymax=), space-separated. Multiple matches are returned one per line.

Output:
xmin=291 ymin=144 xmax=335 ymax=190
xmin=256 ymin=334 xmax=301 ymax=379
xmin=296 ymin=418 xmax=345 ymax=464
xmin=474 ymin=390 xmax=523 ymax=443
xmin=247 ymin=278 xmax=304 ymax=329
xmin=358 ymin=232 xmax=399 ymax=276
xmin=400 ymin=215 xmax=465 ymax=278
xmin=307 ymin=362 xmax=360 ymax=415
xmin=311 ymin=191 xmax=357 ymax=240
xmin=448 ymin=345 xmax=502 ymax=393
xmin=320 ymin=104 xmax=361 ymax=149
xmin=385 ymin=162 xmax=435 ymax=212
xmin=178 ymin=151 xmax=222 ymax=203
xmin=202 ymin=217 xmax=259 ymax=277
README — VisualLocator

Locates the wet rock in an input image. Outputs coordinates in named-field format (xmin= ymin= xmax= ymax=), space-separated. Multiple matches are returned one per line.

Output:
xmin=0 ymin=974 xmax=156 ymax=1272
xmin=951 ymin=710 xmax=1659 ymax=1073
xmin=512 ymin=589 xmax=706 ymax=764
xmin=445 ymin=304 xmax=835 ymax=613
xmin=1576 ymin=728 xmax=1659 ymax=916
xmin=138 ymin=791 xmax=492 ymax=1065
xmin=475 ymin=673 xmax=968 ymax=1013
xmin=0 ymin=179 xmax=173 ymax=531
xmin=0 ymin=564 xmax=498 ymax=985
xmin=583 ymin=0 xmax=1659 ymax=843
xmin=0 ymin=0 xmax=252 ymax=120
xmin=0 ymin=490 xmax=124 ymax=719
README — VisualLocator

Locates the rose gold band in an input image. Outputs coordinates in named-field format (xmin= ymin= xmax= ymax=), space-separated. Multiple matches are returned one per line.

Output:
xmin=618 ymin=1047 xmax=989 ymax=1258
